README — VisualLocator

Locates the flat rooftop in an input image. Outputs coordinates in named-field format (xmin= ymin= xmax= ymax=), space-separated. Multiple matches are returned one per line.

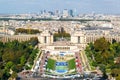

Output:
xmin=51 ymin=41 xmax=73 ymax=46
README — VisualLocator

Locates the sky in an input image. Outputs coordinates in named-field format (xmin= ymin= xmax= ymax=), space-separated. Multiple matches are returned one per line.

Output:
xmin=0 ymin=0 xmax=120 ymax=14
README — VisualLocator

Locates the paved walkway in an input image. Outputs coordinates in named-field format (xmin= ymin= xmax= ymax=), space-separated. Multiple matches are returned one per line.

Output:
xmin=75 ymin=52 xmax=83 ymax=73
xmin=39 ymin=51 xmax=50 ymax=74
xmin=80 ymin=50 xmax=91 ymax=71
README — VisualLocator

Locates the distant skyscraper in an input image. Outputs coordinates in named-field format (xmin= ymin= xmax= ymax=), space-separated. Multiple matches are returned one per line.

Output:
xmin=74 ymin=8 xmax=77 ymax=16
xmin=69 ymin=10 xmax=74 ymax=17
xmin=43 ymin=10 xmax=46 ymax=14
xmin=62 ymin=9 xmax=69 ymax=18
xmin=40 ymin=10 xmax=43 ymax=14
xmin=54 ymin=10 xmax=60 ymax=17
xmin=48 ymin=11 xmax=53 ymax=15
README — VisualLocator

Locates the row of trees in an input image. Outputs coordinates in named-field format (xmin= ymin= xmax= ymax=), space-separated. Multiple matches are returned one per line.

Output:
xmin=0 ymin=38 xmax=39 ymax=80
xmin=54 ymin=27 xmax=70 ymax=41
xmin=15 ymin=28 xmax=41 ymax=34
xmin=85 ymin=37 xmax=120 ymax=79
xmin=53 ymin=32 xmax=70 ymax=41
xmin=0 ymin=18 xmax=111 ymax=22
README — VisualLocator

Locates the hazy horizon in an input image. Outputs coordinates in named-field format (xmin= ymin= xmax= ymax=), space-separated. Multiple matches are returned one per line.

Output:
xmin=0 ymin=0 xmax=120 ymax=14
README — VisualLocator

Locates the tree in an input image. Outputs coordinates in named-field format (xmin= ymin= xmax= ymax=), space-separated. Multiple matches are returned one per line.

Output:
xmin=53 ymin=32 xmax=70 ymax=41
xmin=116 ymin=74 xmax=120 ymax=80
xmin=112 ymin=39 xmax=117 ymax=44
xmin=10 ymin=71 xmax=18 ymax=79
xmin=85 ymin=37 xmax=120 ymax=80
xmin=20 ymin=56 xmax=26 ymax=65
xmin=61 ymin=27 xmax=65 ymax=33
xmin=111 ymin=69 xmax=120 ymax=77
xmin=29 ymin=37 xmax=39 ymax=46
xmin=101 ymin=50 xmax=110 ymax=64
xmin=0 ymin=69 xmax=3 ymax=79
xmin=15 ymin=28 xmax=41 ymax=34
xmin=5 ymin=61 xmax=14 ymax=69
xmin=0 ymin=39 xmax=39 ymax=80
xmin=94 ymin=37 xmax=110 ymax=51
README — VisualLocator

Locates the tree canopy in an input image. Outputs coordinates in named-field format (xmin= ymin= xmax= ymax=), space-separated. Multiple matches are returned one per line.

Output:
xmin=15 ymin=28 xmax=41 ymax=34
xmin=85 ymin=37 xmax=120 ymax=79
xmin=0 ymin=38 xmax=39 ymax=80
xmin=53 ymin=28 xmax=70 ymax=41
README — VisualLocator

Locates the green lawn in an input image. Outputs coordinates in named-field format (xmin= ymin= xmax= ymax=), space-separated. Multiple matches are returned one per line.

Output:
xmin=46 ymin=58 xmax=56 ymax=70
xmin=67 ymin=58 xmax=76 ymax=70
